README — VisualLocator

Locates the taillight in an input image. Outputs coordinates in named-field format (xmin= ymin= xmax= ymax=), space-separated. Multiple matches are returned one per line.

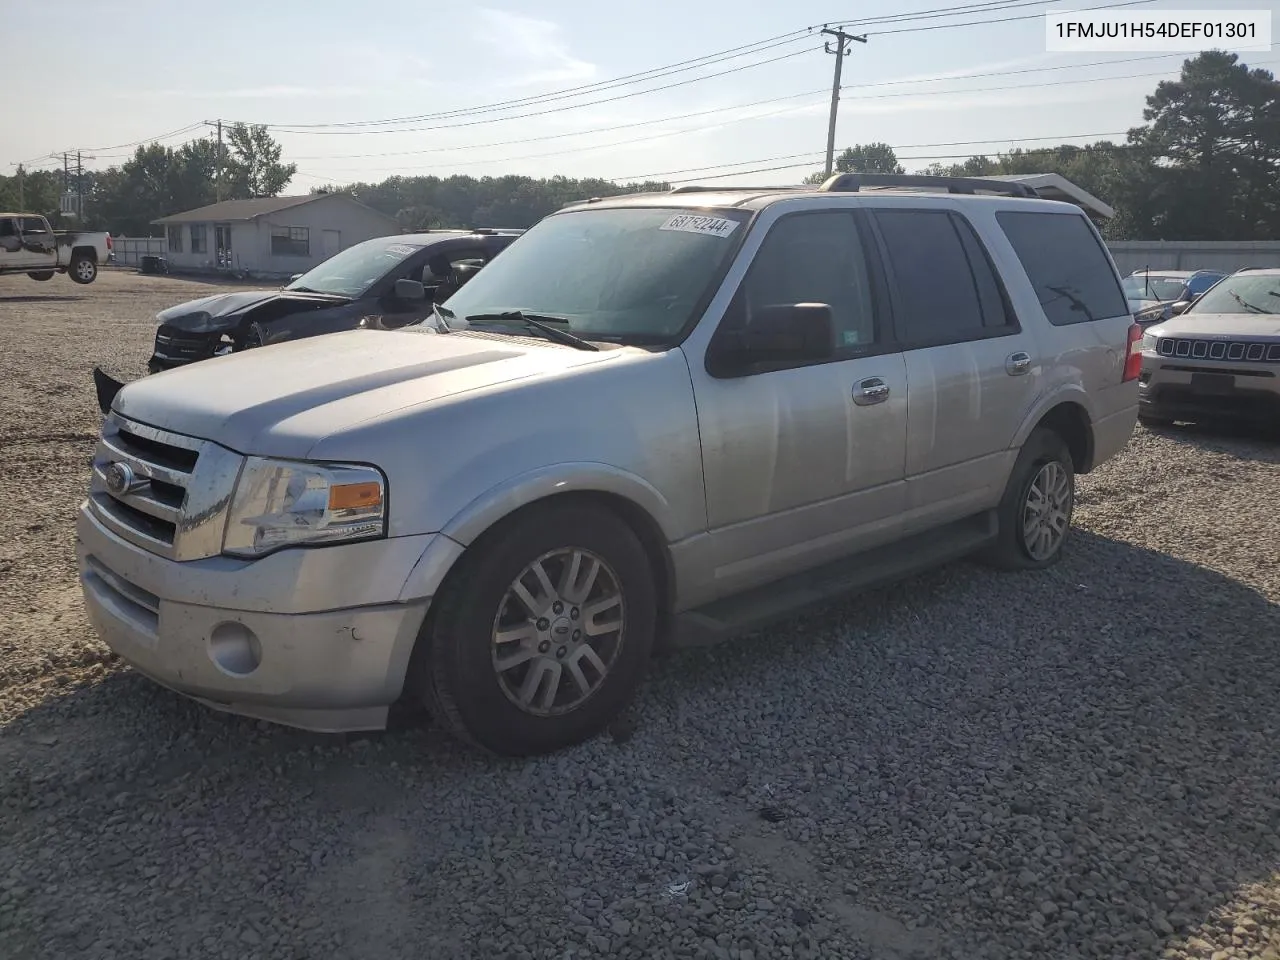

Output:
xmin=1123 ymin=322 xmax=1142 ymax=382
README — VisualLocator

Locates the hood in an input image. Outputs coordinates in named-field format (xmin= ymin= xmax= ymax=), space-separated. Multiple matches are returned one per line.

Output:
xmin=1147 ymin=312 xmax=1280 ymax=340
xmin=113 ymin=329 xmax=620 ymax=458
xmin=157 ymin=289 xmax=347 ymax=331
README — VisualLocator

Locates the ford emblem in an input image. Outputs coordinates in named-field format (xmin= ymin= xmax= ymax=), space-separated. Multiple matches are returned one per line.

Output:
xmin=104 ymin=462 xmax=137 ymax=496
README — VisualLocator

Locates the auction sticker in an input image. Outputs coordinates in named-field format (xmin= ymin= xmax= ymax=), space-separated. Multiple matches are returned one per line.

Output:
xmin=659 ymin=214 xmax=739 ymax=239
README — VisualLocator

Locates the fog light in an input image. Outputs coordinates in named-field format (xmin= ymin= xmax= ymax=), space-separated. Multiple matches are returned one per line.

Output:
xmin=209 ymin=621 xmax=262 ymax=676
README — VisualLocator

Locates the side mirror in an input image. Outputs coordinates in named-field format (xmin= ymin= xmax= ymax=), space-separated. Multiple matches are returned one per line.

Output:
xmin=709 ymin=302 xmax=834 ymax=375
xmin=290 ymin=273 xmax=304 ymax=282
xmin=393 ymin=278 xmax=427 ymax=302
xmin=1170 ymin=300 xmax=1192 ymax=316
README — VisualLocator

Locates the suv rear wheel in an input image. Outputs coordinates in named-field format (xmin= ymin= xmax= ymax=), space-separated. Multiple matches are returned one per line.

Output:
xmin=414 ymin=502 xmax=657 ymax=755
xmin=981 ymin=427 xmax=1075 ymax=570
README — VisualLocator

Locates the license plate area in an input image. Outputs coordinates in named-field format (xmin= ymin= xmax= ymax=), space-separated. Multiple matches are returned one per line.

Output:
xmin=1190 ymin=372 xmax=1236 ymax=395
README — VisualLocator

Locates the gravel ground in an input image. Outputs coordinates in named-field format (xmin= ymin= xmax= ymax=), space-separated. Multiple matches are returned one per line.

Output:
xmin=2 ymin=270 xmax=1279 ymax=960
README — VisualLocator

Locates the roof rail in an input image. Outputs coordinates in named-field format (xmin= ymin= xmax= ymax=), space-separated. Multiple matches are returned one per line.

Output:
xmin=668 ymin=184 xmax=805 ymax=194
xmin=816 ymin=173 xmax=1038 ymax=199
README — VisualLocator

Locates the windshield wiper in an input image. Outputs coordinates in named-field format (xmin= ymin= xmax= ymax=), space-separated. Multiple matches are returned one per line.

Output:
xmin=1230 ymin=291 xmax=1267 ymax=314
xmin=431 ymin=302 xmax=454 ymax=333
xmin=464 ymin=311 xmax=599 ymax=352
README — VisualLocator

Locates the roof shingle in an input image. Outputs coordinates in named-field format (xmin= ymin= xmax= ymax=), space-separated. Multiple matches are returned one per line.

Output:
xmin=152 ymin=195 xmax=320 ymax=224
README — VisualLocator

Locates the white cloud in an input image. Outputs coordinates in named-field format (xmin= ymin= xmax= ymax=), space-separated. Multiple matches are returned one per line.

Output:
xmin=473 ymin=8 xmax=596 ymax=87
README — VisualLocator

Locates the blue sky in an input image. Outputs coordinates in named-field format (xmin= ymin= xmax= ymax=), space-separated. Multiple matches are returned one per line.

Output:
xmin=7 ymin=0 xmax=1279 ymax=189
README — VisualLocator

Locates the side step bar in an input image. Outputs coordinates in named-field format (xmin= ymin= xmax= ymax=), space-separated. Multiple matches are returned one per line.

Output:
xmin=668 ymin=510 xmax=998 ymax=649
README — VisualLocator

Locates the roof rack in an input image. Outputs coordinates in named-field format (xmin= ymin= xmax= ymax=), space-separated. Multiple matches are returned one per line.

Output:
xmin=816 ymin=173 xmax=1037 ymax=199
xmin=667 ymin=184 xmax=805 ymax=194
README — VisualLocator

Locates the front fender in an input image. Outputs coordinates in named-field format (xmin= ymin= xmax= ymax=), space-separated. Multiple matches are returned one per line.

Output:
xmin=394 ymin=464 xmax=675 ymax=603
xmin=442 ymin=462 xmax=676 ymax=546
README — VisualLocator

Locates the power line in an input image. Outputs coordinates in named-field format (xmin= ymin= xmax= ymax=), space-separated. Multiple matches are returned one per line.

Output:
xmin=856 ymin=0 xmax=1157 ymax=35
xmin=260 ymin=46 xmax=820 ymax=136
xmin=282 ymin=48 xmax=1248 ymax=166
xmin=249 ymin=0 xmax=1157 ymax=136
xmin=245 ymin=0 xmax=1067 ymax=131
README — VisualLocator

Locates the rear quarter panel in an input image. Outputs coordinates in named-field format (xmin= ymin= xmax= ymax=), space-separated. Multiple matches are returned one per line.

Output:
xmin=972 ymin=202 xmax=1137 ymax=468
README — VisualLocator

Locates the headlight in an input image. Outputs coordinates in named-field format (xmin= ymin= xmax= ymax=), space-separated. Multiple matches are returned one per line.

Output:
xmin=223 ymin=457 xmax=387 ymax=558
xmin=1140 ymin=332 xmax=1160 ymax=353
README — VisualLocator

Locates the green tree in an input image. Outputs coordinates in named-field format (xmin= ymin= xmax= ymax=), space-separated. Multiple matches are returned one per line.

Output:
xmin=225 ymin=123 xmax=296 ymax=198
xmin=804 ymin=143 xmax=904 ymax=183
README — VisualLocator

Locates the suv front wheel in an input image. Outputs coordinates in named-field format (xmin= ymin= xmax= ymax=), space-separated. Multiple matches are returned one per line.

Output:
xmin=981 ymin=427 xmax=1076 ymax=570
xmin=414 ymin=502 xmax=657 ymax=755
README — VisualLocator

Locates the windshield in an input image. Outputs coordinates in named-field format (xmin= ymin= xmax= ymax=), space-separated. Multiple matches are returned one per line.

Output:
xmin=1121 ymin=275 xmax=1186 ymax=302
xmin=440 ymin=206 xmax=750 ymax=342
xmin=1189 ymin=273 xmax=1280 ymax=316
xmin=284 ymin=237 xmax=426 ymax=298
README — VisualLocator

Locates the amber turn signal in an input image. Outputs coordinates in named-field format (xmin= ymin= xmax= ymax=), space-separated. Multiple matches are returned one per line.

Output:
xmin=328 ymin=481 xmax=383 ymax=511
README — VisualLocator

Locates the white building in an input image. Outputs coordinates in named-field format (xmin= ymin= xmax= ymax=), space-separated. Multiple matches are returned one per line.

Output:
xmin=152 ymin=193 xmax=401 ymax=276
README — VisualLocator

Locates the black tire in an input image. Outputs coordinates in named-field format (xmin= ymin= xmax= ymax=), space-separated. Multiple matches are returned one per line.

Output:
xmin=414 ymin=502 xmax=657 ymax=756
xmin=980 ymin=428 xmax=1076 ymax=571
xmin=27 ymin=271 xmax=54 ymax=281
xmin=68 ymin=252 xmax=97 ymax=284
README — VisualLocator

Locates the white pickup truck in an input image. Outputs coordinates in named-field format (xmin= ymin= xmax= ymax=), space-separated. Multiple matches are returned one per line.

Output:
xmin=0 ymin=213 xmax=112 ymax=284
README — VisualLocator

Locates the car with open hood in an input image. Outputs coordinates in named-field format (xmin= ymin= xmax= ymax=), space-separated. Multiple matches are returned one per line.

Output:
xmin=1138 ymin=267 xmax=1280 ymax=426
xmin=145 ymin=229 xmax=521 ymax=371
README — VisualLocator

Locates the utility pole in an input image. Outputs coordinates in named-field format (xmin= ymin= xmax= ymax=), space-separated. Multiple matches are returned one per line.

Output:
xmin=821 ymin=26 xmax=868 ymax=179
xmin=63 ymin=153 xmax=71 ymax=195
xmin=216 ymin=119 xmax=223 ymax=203
xmin=76 ymin=151 xmax=84 ymax=221
xmin=15 ymin=165 xmax=23 ymax=209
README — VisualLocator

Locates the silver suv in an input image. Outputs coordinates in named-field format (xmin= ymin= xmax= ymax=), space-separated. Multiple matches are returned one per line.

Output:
xmin=1139 ymin=267 xmax=1280 ymax=427
xmin=78 ymin=174 xmax=1139 ymax=756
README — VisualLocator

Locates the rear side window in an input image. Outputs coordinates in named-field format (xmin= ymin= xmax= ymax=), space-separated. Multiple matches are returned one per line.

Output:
xmin=872 ymin=209 xmax=1014 ymax=347
xmin=997 ymin=211 xmax=1128 ymax=325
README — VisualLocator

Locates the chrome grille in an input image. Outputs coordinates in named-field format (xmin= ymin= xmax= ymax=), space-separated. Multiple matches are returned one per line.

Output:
xmin=1157 ymin=337 xmax=1280 ymax=363
xmin=87 ymin=413 xmax=243 ymax=561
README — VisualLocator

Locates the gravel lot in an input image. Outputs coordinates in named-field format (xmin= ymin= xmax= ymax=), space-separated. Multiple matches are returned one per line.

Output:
xmin=2 ymin=270 xmax=1279 ymax=960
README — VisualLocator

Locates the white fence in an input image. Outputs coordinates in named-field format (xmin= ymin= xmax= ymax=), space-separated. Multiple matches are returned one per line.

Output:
xmin=110 ymin=236 xmax=167 ymax=267
xmin=1106 ymin=240 xmax=1280 ymax=276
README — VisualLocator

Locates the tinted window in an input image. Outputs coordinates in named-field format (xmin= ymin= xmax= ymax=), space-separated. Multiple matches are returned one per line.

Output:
xmin=997 ymin=211 xmax=1128 ymax=325
xmin=874 ymin=209 xmax=1007 ymax=345
xmin=0 ymin=219 xmax=16 ymax=238
xmin=19 ymin=217 xmax=49 ymax=235
xmin=737 ymin=211 xmax=878 ymax=349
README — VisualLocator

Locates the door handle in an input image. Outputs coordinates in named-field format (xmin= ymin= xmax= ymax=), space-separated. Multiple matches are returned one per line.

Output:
xmin=853 ymin=377 xmax=890 ymax=406
xmin=1006 ymin=352 xmax=1032 ymax=376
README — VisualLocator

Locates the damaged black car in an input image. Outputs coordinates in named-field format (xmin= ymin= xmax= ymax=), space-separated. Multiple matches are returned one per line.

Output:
xmin=145 ymin=229 xmax=522 ymax=372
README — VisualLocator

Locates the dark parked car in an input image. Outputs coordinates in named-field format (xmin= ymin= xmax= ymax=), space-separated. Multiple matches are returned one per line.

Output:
xmin=1124 ymin=268 xmax=1227 ymax=325
xmin=145 ymin=229 xmax=522 ymax=372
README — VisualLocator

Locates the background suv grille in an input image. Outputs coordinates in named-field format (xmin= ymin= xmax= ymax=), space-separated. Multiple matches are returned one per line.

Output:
xmin=1157 ymin=337 xmax=1280 ymax=363
xmin=87 ymin=414 xmax=243 ymax=561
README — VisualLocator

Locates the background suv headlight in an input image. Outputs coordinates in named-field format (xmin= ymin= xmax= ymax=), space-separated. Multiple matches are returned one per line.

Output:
xmin=223 ymin=457 xmax=387 ymax=558
xmin=1140 ymin=331 xmax=1160 ymax=353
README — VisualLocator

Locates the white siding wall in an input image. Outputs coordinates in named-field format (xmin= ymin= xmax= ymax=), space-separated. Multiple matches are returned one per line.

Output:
xmin=251 ymin=196 xmax=400 ymax=275
xmin=155 ymin=196 xmax=400 ymax=275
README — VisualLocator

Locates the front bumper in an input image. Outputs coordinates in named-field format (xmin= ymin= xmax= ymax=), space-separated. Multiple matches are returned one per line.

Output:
xmin=1139 ymin=360 xmax=1280 ymax=424
xmin=149 ymin=327 xmax=230 ymax=371
xmin=76 ymin=500 xmax=441 ymax=732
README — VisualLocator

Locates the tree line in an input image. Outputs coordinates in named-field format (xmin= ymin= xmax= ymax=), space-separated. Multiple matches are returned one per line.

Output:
xmin=2 ymin=52 xmax=1276 ymax=241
